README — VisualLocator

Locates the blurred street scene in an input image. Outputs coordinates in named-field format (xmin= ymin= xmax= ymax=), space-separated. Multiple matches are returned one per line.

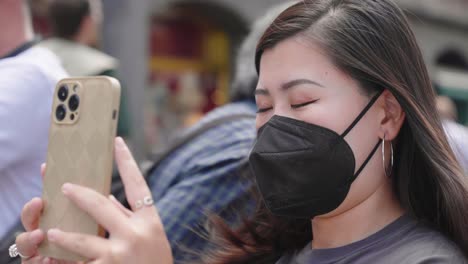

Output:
xmin=1 ymin=1 xmax=468 ymax=263
xmin=27 ymin=0 xmax=468 ymax=160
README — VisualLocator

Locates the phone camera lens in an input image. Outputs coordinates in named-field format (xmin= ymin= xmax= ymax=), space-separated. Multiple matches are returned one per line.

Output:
xmin=58 ymin=85 xmax=69 ymax=101
xmin=68 ymin=94 xmax=80 ymax=112
xmin=56 ymin=104 xmax=66 ymax=121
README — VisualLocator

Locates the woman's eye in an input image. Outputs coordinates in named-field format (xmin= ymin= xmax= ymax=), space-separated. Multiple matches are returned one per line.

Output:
xmin=257 ymin=107 xmax=273 ymax=113
xmin=291 ymin=99 xmax=319 ymax=109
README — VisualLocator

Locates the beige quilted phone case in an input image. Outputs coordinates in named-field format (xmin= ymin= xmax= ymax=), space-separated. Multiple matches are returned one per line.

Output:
xmin=38 ymin=76 xmax=121 ymax=261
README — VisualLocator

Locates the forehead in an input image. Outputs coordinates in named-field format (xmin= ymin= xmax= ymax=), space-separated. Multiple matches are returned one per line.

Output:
xmin=257 ymin=36 xmax=354 ymax=90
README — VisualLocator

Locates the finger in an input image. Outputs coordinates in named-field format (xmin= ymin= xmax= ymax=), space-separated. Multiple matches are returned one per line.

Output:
xmin=22 ymin=256 xmax=45 ymax=264
xmin=43 ymin=257 xmax=65 ymax=264
xmin=114 ymin=137 xmax=156 ymax=216
xmin=41 ymin=163 xmax=46 ymax=180
xmin=61 ymin=183 xmax=129 ymax=234
xmin=16 ymin=229 xmax=45 ymax=259
xmin=50 ymin=260 xmax=75 ymax=264
xmin=47 ymin=258 xmax=60 ymax=264
xmin=21 ymin=198 xmax=44 ymax=231
xmin=109 ymin=195 xmax=133 ymax=217
xmin=46 ymin=258 xmax=58 ymax=264
xmin=47 ymin=229 xmax=108 ymax=260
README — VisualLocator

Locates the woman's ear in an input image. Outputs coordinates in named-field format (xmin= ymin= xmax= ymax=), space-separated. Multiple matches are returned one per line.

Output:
xmin=378 ymin=90 xmax=405 ymax=141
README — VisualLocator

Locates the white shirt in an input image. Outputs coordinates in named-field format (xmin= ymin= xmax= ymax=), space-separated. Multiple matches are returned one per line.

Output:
xmin=0 ymin=46 xmax=67 ymax=239
xmin=39 ymin=38 xmax=118 ymax=76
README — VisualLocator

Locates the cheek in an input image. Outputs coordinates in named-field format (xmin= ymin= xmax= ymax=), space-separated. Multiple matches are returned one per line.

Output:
xmin=292 ymin=94 xmax=368 ymax=134
xmin=294 ymin=104 xmax=345 ymax=133
xmin=256 ymin=114 xmax=270 ymax=130
xmin=319 ymin=150 xmax=386 ymax=218
xmin=339 ymin=150 xmax=386 ymax=208
xmin=332 ymin=113 xmax=384 ymax=214
xmin=255 ymin=117 xmax=263 ymax=130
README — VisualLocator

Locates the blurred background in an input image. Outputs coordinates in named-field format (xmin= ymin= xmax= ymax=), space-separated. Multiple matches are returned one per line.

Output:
xmin=29 ymin=0 xmax=468 ymax=161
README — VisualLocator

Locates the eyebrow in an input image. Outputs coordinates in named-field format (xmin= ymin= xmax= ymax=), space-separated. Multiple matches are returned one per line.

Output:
xmin=255 ymin=78 xmax=324 ymax=96
xmin=281 ymin=79 xmax=324 ymax=90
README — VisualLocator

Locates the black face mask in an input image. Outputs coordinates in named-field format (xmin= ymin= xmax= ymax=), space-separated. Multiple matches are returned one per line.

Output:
xmin=249 ymin=91 xmax=383 ymax=219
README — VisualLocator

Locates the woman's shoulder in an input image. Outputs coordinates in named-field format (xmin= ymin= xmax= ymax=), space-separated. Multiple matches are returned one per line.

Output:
xmin=275 ymin=216 xmax=467 ymax=264
xmin=394 ymin=220 xmax=467 ymax=263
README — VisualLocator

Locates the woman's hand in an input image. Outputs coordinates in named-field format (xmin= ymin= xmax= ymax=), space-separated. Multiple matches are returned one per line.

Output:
xmin=15 ymin=165 xmax=77 ymax=264
xmin=46 ymin=137 xmax=173 ymax=264
xmin=15 ymin=137 xmax=173 ymax=264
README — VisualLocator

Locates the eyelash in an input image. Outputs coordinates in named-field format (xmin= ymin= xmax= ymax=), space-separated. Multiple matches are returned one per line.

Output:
xmin=291 ymin=99 xmax=319 ymax=109
xmin=256 ymin=107 xmax=273 ymax=113
xmin=256 ymin=99 xmax=319 ymax=113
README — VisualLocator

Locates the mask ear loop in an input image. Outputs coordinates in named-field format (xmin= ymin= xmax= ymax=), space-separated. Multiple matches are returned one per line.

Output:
xmin=382 ymin=134 xmax=394 ymax=177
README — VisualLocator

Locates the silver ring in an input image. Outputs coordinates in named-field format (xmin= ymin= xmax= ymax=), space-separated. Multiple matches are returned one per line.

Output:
xmin=9 ymin=244 xmax=30 ymax=259
xmin=135 ymin=195 xmax=154 ymax=210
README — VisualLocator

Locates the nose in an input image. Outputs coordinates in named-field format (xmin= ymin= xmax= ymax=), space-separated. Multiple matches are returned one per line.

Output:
xmin=255 ymin=104 xmax=294 ymax=130
xmin=272 ymin=105 xmax=293 ymax=119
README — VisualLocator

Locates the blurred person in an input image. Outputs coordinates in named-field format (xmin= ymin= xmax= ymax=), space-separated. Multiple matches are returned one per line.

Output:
xmin=436 ymin=95 xmax=468 ymax=172
xmin=39 ymin=0 xmax=130 ymax=137
xmin=434 ymin=52 xmax=468 ymax=173
xmin=141 ymin=3 xmax=292 ymax=262
xmin=175 ymin=71 xmax=206 ymax=128
xmin=13 ymin=0 xmax=468 ymax=264
xmin=12 ymin=2 xmax=291 ymax=263
xmin=444 ymin=120 xmax=468 ymax=173
xmin=0 ymin=0 xmax=67 ymax=244
xmin=436 ymin=95 xmax=458 ymax=121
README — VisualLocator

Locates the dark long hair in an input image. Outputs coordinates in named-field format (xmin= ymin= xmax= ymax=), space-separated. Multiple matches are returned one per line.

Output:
xmin=203 ymin=0 xmax=468 ymax=263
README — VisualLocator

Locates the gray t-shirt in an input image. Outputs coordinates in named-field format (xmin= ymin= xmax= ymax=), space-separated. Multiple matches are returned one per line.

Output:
xmin=276 ymin=214 xmax=466 ymax=264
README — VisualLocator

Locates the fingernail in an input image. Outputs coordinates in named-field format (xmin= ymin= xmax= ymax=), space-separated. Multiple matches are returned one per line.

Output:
xmin=61 ymin=183 xmax=72 ymax=195
xmin=47 ymin=229 xmax=60 ymax=242
xmin=115 ymin=137 xmax=125 ymax=149
xmin=109 ymin=194 xmax=117 ymax=201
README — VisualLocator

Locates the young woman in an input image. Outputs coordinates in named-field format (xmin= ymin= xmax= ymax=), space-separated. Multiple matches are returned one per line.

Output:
xmin=14 ymin=0 xmax=468 ymax=263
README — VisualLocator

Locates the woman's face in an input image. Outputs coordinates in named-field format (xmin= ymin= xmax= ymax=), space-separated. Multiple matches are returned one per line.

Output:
xmin=255 ymin=36 xmax=388 ymax=218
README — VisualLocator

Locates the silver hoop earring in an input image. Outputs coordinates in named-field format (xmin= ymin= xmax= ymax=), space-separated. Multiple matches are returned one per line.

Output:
xmin=382 ymin=134 xmax=394 ymax=177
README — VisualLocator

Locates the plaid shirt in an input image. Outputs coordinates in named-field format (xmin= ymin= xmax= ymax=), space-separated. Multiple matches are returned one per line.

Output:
xmin=148 ymin=100 xmax=257 ymax=262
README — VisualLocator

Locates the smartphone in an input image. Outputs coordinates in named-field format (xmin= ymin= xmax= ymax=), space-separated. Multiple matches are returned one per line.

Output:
xmin=38 ymin=76 xmax=121 ymax=261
